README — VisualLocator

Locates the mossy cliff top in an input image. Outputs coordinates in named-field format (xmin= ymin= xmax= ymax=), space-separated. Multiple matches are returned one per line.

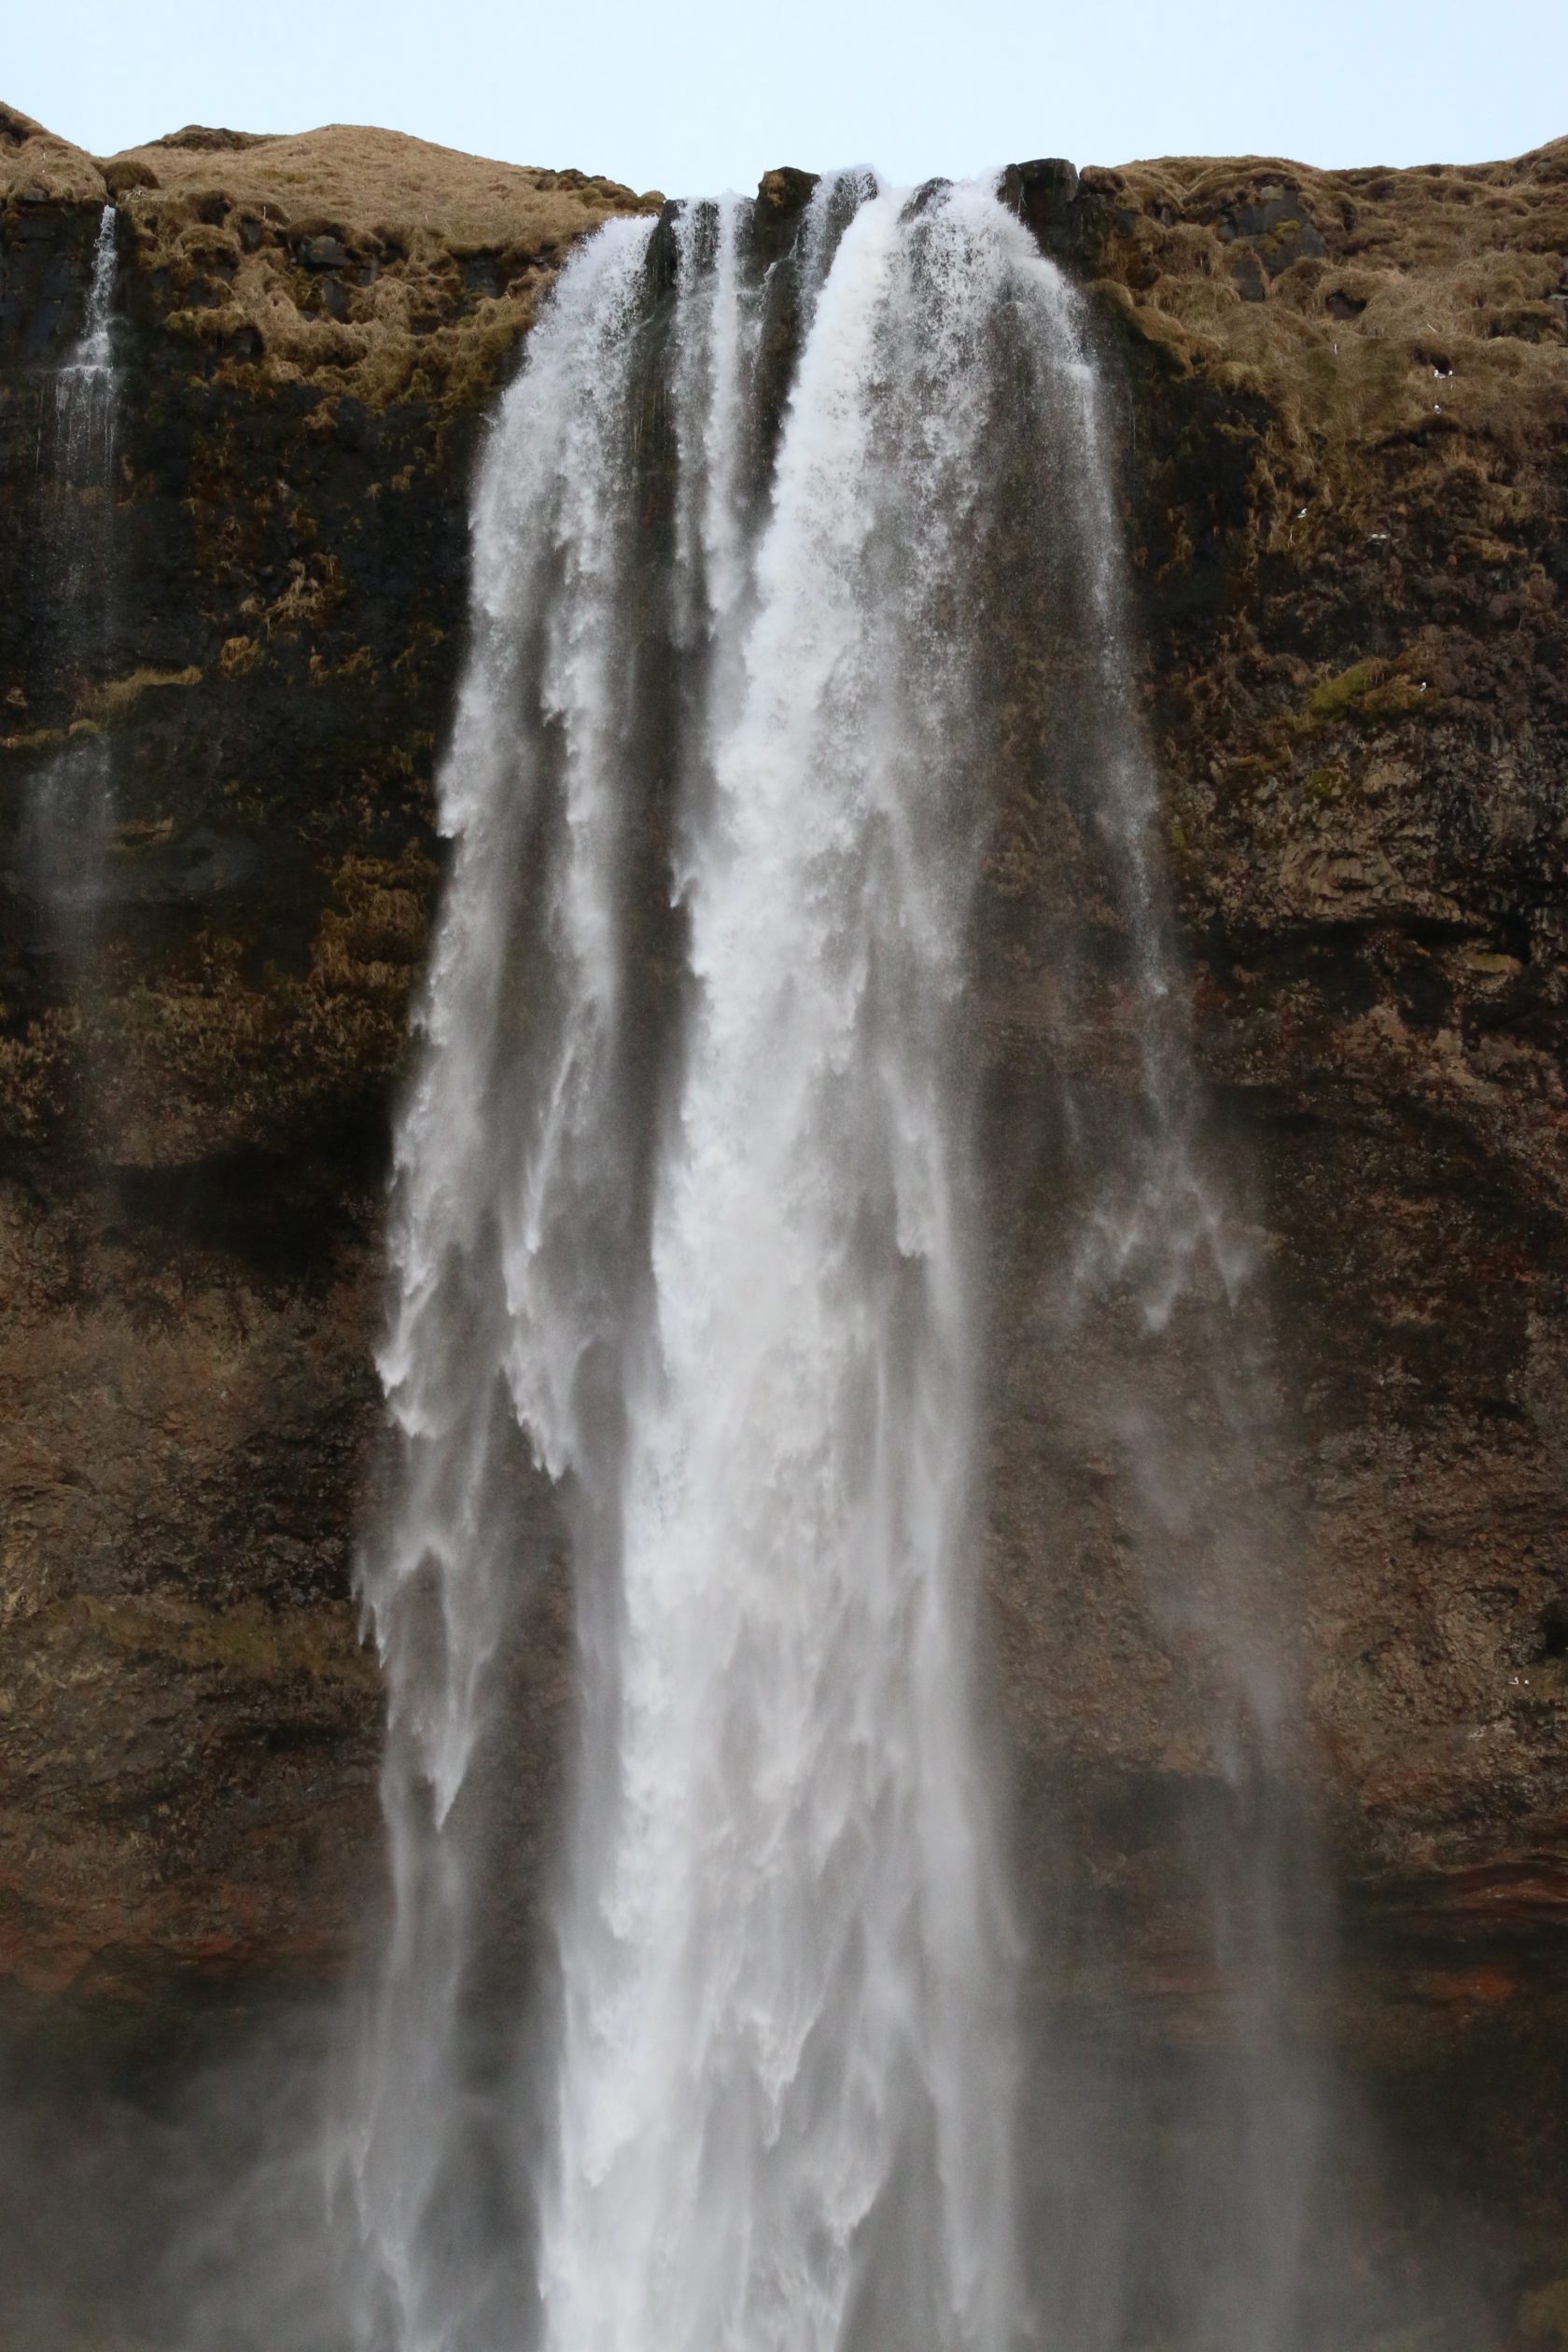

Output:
xmin=0 ymin=101 xmax=107 ymax=202
xmin=7 ymin=99 xmax=1563 ymax=433
xmin=1054 ymin=138 xmax=1567 ymax=539
xmin=3 ymin=103 xmax=661 ymax=412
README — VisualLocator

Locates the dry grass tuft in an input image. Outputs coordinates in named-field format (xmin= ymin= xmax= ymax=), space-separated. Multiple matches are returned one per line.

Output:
xmin=1079 ymin=136 xmax=1568 ymax=550
xmin=6 ymin=107 xmax=661 ymax=413
xmin=0 ymin=101 xmax=106 ymax=203
xmin=95 ymin=119 xmax=662 ymax=413
xmin=105 ymin=119 xmax=657 ymax=252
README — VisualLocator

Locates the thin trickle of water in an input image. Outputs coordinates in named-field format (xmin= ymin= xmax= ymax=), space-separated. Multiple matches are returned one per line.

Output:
xmin=27 ymin=203 xmax=119 ymax=957
xmin=988 ymin=204 xmax=1332 ymax=2352
xmin=343 ymin=168 xmax=1332 ymax=2352
xmin=53 ymin=203 xmax=119 ymax=503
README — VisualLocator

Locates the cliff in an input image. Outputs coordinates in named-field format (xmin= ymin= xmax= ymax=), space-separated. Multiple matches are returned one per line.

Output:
xmin=0 ymin=105 xmax=658 ymax=2009
xmin=2 ymin=99 xmax=1566 ymax=2307
xmin=1001 ymin=139 xmax=1568 ymax=2289
xmin=1012 ymin=164 xmax=1568 ymax=1865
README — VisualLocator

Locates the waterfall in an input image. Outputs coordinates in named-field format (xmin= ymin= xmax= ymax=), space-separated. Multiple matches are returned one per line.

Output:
xmin=346 ymin=217 xmax=663 ymax=2352
xmin=537 ymin=181 xmax=1029 ymax=2352
xmin=345 ymin=167 xmax=1327 ymax=2352
xmin=52 ymin=203 xmax=119 ymax=531
xmin=27 ymin=203 xmax=119 ymax=949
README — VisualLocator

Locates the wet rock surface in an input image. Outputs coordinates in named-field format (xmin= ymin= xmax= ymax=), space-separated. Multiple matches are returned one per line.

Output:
xmin=1057 ymin=137 xmax=1568 ymax=1940
xmin=999 ymin=132 xmax=1568 ymax=2280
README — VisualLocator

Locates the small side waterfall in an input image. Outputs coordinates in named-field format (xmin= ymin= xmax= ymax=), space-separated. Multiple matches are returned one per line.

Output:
xmin=51 ymin=203 xmax=119 ymax=539
xmin=343 ymin=169 xmax=1333 ymax=2352
xmin=994 ymin=220 xmax=1333 ymax=2352
xmin=27 ymin=203 xmax=119 ymax=953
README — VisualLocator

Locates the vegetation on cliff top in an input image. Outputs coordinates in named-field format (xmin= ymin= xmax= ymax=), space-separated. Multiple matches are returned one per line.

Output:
xmin=1079 ymin=139 xmax=1567 ymax=547
xmin=3 ymin=103 xmax=663 ymax=413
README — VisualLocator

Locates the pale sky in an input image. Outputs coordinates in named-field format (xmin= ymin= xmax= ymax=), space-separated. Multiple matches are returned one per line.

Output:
xmin=9 ymin=0 xmax=1565 ymax=199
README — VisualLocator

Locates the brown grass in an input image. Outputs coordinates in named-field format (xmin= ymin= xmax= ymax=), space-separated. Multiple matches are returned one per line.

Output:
xmin=0 ymin=102 xmax=105 ymax=203
xmin=105 ymin=124 xmax=661 ymax=412
xmin=6 ymin=107 xmax=663 ymax=413
xmin=1078 ymin=138 xmax=1568 ymax=554
xmin=7 ymin=102 xmax=1563 ymax=452
xmin=1087 ymin=140 xmax=1568 ymax=413
xmin=106 ymin=119 xmax=657 ymax=254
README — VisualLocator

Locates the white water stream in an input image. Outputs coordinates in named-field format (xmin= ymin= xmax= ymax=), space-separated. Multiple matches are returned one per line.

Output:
xmin=345 ymin=171 xmax=1323 ymax=2352
xmin=537 ymin=181 xmax=1032 ymax=2352
xmin=52 ymin=203 xmax=118 ymax=515
xmin=28 ymin=202 xmax=119 ymax=942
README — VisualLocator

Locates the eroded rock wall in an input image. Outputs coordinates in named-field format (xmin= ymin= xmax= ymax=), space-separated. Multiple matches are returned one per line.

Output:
xmin=1080 ymin=140 xmax=1567 ymax=1967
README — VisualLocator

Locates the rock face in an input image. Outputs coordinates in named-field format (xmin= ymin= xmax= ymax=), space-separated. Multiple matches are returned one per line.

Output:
xmin=1001 ymin=138 xmax=1568 ymax=2218
xmin=0 ymin=105 xmax=659 ymax=2008
xmin=1082 ymin=157 xmax=1567 ymax=1899
xmin=2 ymin=99 xmax=1567 ymax=2303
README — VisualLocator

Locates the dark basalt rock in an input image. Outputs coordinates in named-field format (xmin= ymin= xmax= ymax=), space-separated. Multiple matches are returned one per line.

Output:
xmin=0 ymin=119 xmax=661 ymax=2037
xmin=296 ymin=231 xmax=350 ymax=270
xmin=751 ymin=164 xmax=819 ymax=264
xmin=1213 ymin=177 xmax=1329 ymax=272
xmin=1001 ymin=153 xmax=1081 ymax=245
xmin=1231 ymin=246 xmax=1267 ymax=300
xmin=905 ymin=175 xmax=953 ymax=217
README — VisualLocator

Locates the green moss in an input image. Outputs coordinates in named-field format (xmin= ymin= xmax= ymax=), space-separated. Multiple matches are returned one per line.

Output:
xmin=88 ymin=665 xmax=203 ymax=726
xmin=0 ymin=724 xmax=67 ymax=757
xmin=1359 ymin=675 xmax=1433 ymax=721
xmin=1307 ymin=657 xmax=1388 ymax=723
xmin=1303 ymin=655 xmax=1442 ymax=734
xmin=73 ymin=1593 xmax=378 ymax=1688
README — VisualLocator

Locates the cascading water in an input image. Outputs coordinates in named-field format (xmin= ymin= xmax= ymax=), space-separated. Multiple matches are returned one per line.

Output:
xmin=988 ymin=241 xmax=1334 ymax=2352
xmin=537 ymin=181 xmax=1030 ymax=2352
xmin=343 ymin=166 xmax=1332 ymax=2352
xmin=28 ymin=202 xmax=119 ymax=951
xmin=344 ymin=217 xmax=664 ymax=2352
xmin=51 ymin=203 xmax=119 ymax=540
